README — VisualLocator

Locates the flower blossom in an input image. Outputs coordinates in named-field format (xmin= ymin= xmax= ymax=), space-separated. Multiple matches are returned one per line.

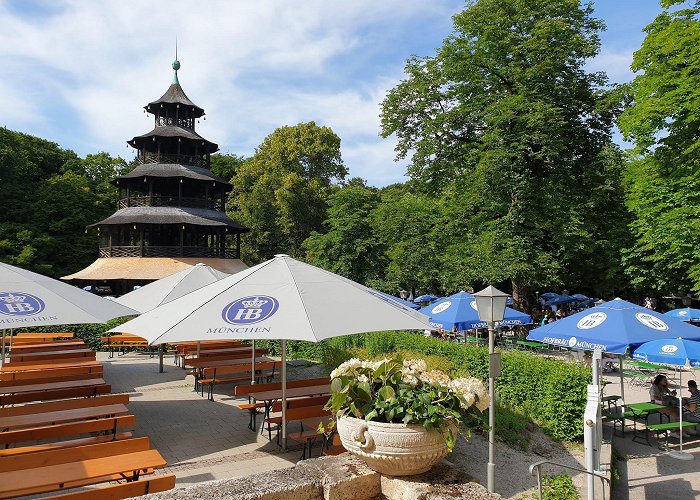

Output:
xmin=420 ymin=370 xmax=452 ymax=388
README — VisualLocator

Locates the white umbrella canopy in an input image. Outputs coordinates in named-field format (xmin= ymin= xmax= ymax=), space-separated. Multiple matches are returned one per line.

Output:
xmin=0 ymin=261 xmax=137 ymax=327
xmin=109 ymin=254 xmax=429 ymax=344
xmin=115 ymin=263 xmax=230 ymax=314
xmin=110 ymin=254 xmax=430 ymax=450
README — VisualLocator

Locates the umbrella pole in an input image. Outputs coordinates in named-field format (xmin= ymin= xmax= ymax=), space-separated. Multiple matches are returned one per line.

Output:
xmin=1 ymin=329 xmax=5 ymax=366
xmin=668 ymin=395 xmax=693 ymax=461
xmin=158 ymin=344 xmax=164 ymax=373
xmin=196 ymin=340 xmax=200 ymax=357
xmin=618 ymin=355 xmax=625 ymax=409
xmin=251 ymin=340 xmax=256 ymax=385
xmin=281 ymin=339 xmax=287 ymax=452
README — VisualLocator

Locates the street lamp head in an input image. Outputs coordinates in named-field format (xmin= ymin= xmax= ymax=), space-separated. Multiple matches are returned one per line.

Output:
xmin=473 ymin=285 xmax=509 ymax=323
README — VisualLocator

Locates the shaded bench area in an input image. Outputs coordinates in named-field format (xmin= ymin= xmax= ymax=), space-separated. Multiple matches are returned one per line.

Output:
xmin=0 ymin=332 xmax=175 ymax=499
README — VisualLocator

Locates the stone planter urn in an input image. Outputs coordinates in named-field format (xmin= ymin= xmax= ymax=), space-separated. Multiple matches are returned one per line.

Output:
xmin=336 ymin=414 xmax=457 ymax=476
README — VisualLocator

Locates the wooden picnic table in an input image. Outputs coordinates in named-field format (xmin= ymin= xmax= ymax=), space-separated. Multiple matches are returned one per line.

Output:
xmin=8 ymin=342 xmax=86 ymax=354
xmin=626 ymin=360 xmax=668 ymax=372
xmin=249 ymin=384 xmax=331 ymax=406
xmin=0 ymin=449 xmax=166 ymax=498
xmin=0 ymin=378 xmax=107 ymax=396
xmin=8 ymin=349 xmax=95 ymax=363
xmin=187 ymin=355 xmax=273 ymax=370
xmin=0 ymin=360 xmax=101 ymax=373
xmin=516 ymin=340 xmax=549 ymax=351
xmin=0 ymin=403 xmax=129 ymax=431
xmin=13 ymin=332 xmax=74 ymax=340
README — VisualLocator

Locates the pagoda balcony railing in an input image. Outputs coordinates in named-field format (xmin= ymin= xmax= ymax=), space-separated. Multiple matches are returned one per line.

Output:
xmin=119 ymin=195 xmax=223 ymax=211
xmin=139 ymin=152 xmax=205 ymax=167
xmin=156 ymin=116 xmax=195 ymax=129
xmin=100 ymin=246 xmax=238 ymax=259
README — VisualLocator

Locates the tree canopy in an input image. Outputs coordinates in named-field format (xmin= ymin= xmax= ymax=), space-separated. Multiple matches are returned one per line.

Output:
xmin=380 ymin=0 xmax=629 ymax=308
xmin=618 ymin=0 xmax=700 ymax=294
xmin=227 ymin=122 xmax=347 ymax=262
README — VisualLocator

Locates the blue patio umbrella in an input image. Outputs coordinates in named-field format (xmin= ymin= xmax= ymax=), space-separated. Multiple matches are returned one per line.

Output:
xmin=665 ymin=308 xmax=700 ymax=322
xmin=420 ymin=291 xmax=532 ymax=330
xmin=540 ymin=292 xmax=559 ymax=300
xmin=632 ymin=338 xmax=700 ymax=368
xmin=527 ymin=299 xmax=700 ymax=355
xmin=414 ymin=294 xmax=439 ymax=304
xmin=375 ymin=291 xmax=421 ymax=311
xmin=545 ymin=294 xmax=579 ymax=306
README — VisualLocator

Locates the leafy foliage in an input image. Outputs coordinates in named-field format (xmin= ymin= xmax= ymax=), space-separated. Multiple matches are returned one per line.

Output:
xmin=0 ymin=128 xmax=124 ymax=277
xmin=379 ymin=0 xmax=630 ymax=306
xmin=227 ymin=122 xmax=346 ymax=262
xmin=618 ymin=1 xmax=700 ymax=293
xmin=328 ymin=357 xmax=489 ymax=450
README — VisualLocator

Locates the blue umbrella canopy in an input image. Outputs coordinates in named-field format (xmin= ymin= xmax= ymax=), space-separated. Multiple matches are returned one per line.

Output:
xmin=632 ymin=338 xmax=700 ymax=367
xmin=414 ymin=294 xmax=439 ymax=303
xmin=540 ymin=292 xmax=559 ymax=299
xmin=420 ymin=291 xmax=532 ymax=330
xmin=527 ymin=299 xmax=700 ymax=354
xmin=545 ymin=295 xmax=579 ymax=306
xmin=376 ymin=291 xmax=421 ymax=311
xmin=664 ymin=308 xmax=700 ymax=322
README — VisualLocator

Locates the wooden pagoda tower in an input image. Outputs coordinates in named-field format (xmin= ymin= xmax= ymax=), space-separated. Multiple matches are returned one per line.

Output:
xmin=64 ymin=59 xmax=249 ymax=294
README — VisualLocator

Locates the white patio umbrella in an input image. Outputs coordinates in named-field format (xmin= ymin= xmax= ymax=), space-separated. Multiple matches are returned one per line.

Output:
xmin=110 ymin=254 xmax=430 ymax=448
xmin=115 ymin=263 xmax=231 ymax=371
xmin=115 ymin=263 xmax=230 ymax=313
xmin=0 ymin=261 xmax=137 ymax=364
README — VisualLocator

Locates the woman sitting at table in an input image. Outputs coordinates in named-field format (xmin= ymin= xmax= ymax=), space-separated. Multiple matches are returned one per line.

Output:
xmin=649 ymin=375 xmax=681 ymax=433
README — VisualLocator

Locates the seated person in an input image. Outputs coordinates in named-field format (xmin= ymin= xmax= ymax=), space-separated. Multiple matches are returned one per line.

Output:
xmin=683 ymin=380 xmax=700 ymax=434
xmin=650 ymin=375 xmax=682 ymax=436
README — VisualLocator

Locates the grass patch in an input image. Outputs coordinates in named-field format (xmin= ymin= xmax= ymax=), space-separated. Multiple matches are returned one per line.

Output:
xmin=535 ymin=474 xmax=578 ymax=500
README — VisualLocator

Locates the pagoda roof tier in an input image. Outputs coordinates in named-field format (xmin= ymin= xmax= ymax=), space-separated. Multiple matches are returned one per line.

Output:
xmin=89 ymin=206 xmax=250 ymax=232
xmin=112 ymin=163 xmax=231 ymax=188
xmin=147 ymin=83 xmax=205 ymax=118
xmin=62 ymin=257 xmax=248 ymax=281
xmin=128 ymin=126 xmax=219 ymax=154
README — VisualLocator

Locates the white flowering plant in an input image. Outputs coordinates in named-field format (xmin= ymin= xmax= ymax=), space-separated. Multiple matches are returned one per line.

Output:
xmin=327 ymin=358 xmax=489 ymax=450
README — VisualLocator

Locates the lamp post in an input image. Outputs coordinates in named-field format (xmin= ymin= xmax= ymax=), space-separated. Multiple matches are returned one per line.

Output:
xmin=473 ymin=285 xmax=509 ymax=494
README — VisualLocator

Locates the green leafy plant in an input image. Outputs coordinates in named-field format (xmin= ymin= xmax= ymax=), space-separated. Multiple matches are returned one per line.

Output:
xmin=327 ymin=357 xmax=489 ymax=450
xmin=534 ymin=474 xmax=578 ymax=500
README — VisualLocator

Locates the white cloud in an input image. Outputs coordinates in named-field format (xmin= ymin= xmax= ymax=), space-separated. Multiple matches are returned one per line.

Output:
xmin=0 ymin=1 xmax=459 ymax=185
xmin=588 ymin=49 xmax=636 ymax=84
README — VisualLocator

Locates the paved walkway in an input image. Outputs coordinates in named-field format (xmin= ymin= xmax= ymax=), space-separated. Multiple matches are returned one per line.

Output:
xmin=99 ymin=352 xmax=300 ymax=485
xmin=602 ymin=369 xmax=700 ymax=500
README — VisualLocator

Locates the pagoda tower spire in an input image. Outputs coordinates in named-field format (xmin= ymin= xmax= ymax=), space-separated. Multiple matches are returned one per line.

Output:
xmin=63 ymin=58 xmax=249 ymax=294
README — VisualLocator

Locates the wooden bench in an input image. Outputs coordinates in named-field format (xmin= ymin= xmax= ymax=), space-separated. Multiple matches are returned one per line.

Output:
xmin=646 ymin=421 xmax=698 ymax=449
xmin=0 ymin=394 xmax=129 ymax=417
xmin=280 ymin=404 xmax=332 ymax=455
xmin=264 ymin=396 xmax=331 ymax=442
xmin=0 ymin=364 xmax=103 ymax=382
xmin=289 ymin=415 xmax=336 ymax=460
xmin=101 ymin=335 xmax=152 ymax=358
xmin=234 ymin=377 xmax=330 ymax=430
xmin=0 ymin=384 xmax=111 ymax=406
xmin=46 ymin=474 xmax=176 ymax=500
xmin=0 ymin=403 xmax=129 ymax=431
xmin=0 ymin=360 xmax=102 ymax=372
xmin=183 ymin=350 xmax=267 ymax=367
xmin=173 ymin=341 xmax=244 ymax=366
xmin=12 ymin=332 xmax=74 ymax=342
xmin=9 ymin=341 xmax=86 ymax=353
xmin=0 ymin=437 xmax=166 ymax=498
xmin=199 ymin=361 xmax=280 ymax=400
xmin=0 ymin=414 xmax=136 ymax=450
xmin=0 ymin=372 xmax=103 ymax=389
xmin=8 ymin=349 xmax=96 ymax=363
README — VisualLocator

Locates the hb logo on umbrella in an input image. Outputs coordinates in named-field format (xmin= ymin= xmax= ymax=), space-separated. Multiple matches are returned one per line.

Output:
xmin=0 ymin=292 xmax=45 ymax=316
xmin=222 ymin=295 xmax=279 ymax=325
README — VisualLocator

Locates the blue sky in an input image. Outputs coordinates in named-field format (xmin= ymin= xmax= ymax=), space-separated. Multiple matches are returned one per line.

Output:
xmin=0 ymin=1 xmax=663 ymax=186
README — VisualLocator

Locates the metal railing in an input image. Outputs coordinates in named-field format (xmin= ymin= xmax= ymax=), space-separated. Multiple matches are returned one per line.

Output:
xmin=138 ymin=152 xmax=205 ymax=167
xmin=99 ymin=246 xmax=238 ymax=259
xmin=118 ymin=196 xmax=221 ymax=211
xmin=529 ymin=460 xmax=610 ymax=500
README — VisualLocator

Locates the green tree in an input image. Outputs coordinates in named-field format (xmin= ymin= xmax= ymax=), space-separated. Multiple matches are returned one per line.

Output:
xmin=228 ymin=122 xmax=347 ymax=262
xmin=0 ymin=128 xmax=122 ymax=277
xmin=618 ymin=0 xmax=700 ymax=293
xmin=304 ymin=179 xmax=387 ymax=285
xmin=210 ymin=153 xmax=247 ymax=183
xmin=380 ymin=0 xmax=628 ymax=308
